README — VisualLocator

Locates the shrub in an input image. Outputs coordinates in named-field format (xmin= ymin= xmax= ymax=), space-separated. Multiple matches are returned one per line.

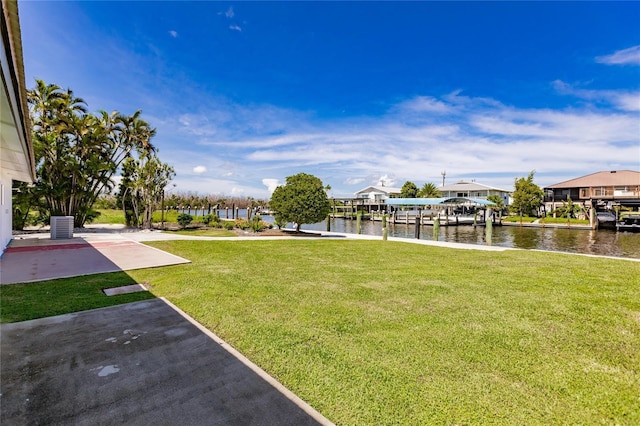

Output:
xmin=274 ymin=214 xmax=287 ymax=229
xmin=177 ymin=213 xmax=193 ymax=229
xmin=83 ymin=209 xmax=102 ymax=224
xmin=222 ymin=221 xmax=235 ymax=230
xmin=235 ymin=219 xmax=250 ymax=230
xmin=250 ymin=215 xmax=265 ymax=232
xmin=203 ymin=214 xmax=220 ymax=226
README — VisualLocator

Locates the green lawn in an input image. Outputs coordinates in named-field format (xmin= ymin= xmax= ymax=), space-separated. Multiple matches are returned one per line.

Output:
xmin=90 ymin=209 xmax=126 ymax=224
xmin=502 ymin=216 xmax=590 ymax=225
xmin=2 ymin=239 xmax=639 ymax=424
xmin=0 ymin=272 xmax=154 ymax=323
xmin=164 ymin=228 xmax=237 ymax=237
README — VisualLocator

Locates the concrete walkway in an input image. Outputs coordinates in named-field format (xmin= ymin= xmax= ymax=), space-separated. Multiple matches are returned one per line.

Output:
xmin=1 ymin=298 xmax=330 ymax=425
xmin=1 ymin=235 xmax=191 ymax=285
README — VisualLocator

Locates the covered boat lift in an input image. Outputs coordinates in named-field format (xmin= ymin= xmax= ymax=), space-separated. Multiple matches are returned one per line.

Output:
xmin=384 ymin=197 xmax=497 ymax=226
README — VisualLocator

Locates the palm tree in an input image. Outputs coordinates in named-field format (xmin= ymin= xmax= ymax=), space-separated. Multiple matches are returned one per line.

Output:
xmin=418 ymin=182 xmax=441 ymax=198
xmin=118 ymin=110 xmax=157 ymax=156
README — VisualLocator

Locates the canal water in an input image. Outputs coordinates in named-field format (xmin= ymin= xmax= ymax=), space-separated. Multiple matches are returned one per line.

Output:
xmin=216 ymin=210 xmax=640 ymax=259
xmin=308 ymin=219 xmax=640 ymax=259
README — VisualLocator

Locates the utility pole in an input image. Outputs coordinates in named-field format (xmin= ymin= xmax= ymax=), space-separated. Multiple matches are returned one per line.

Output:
xmin=441 ymin=170 xmax=446 ymax=187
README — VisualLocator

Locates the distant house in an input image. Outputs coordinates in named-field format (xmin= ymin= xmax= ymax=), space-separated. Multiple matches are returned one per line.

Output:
xmin=355 ymin=185 xmax=402 ymax=202
xmin=543 ymin=170 xmax=640 ymax=211
xmin=1 ymin=1 xmax=36 ymax=254
xmin=439 ymin=181 xmax=511 ymax=206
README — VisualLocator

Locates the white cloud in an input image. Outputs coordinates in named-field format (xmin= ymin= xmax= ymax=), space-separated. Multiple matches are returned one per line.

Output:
xmin=262 ymin=178 xmax=280 ymax=193
xmin=553 ymin=80 xmax=640 ymax=112
xmin=229 ymin=25 xmax=242 ymax=32
xmin=377 ymin=175 xmax=396 ymax=187
xmin=596 ymin=45 xmax=640 ymax=66
xmin=608 ymin=92 xmax=640 ymax=112
xmin=344 ymin=177 xmax=365 ymax=185
xmin=142 ymin=94 xmax=640 ymax=198
xmin=395 ymin=96 xmax=454 ymax=114
xmin=165 ymin=90 xmax=637 ymax=196
xmin=169 ymin=30 xmax=178 ymax=38
xmin=225 ymin=7 xmax=234 ymax=18
xmin=193 ymin=165 xmax=207 ymax=174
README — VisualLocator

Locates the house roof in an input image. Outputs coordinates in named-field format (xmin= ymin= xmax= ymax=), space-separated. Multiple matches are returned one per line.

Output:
xmin=1 ymin=0 xmax=35 ymax=182
xmin=355 ymin=185 xmax=402 ymax=195
xmin=440 ymin=181 xmax=510 ymax=193
xmin=386 ymin=197 xmax=496 ymax=206
xmin=544 ymin=170 xmax=640 ymax=189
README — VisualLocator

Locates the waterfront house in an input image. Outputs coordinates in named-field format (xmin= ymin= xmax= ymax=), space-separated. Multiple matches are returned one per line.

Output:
xmin=543 ymin=170 xmax=640 ymax=211
xmin=355 ymin=185 xmax=402 ymax=202
xmin=1 ymin=1 xmax=36 ymax=255
xmin=439 ymin=181 xmax=511 ymax=206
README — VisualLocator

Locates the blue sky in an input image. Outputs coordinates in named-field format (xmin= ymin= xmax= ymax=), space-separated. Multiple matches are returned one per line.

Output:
xmin=19 ymin=1 xmax=640 ymax=198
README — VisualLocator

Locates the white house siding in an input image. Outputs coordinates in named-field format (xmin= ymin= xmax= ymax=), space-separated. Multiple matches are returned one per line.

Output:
xmin=1 ymin=1 xmax=36 ymax=254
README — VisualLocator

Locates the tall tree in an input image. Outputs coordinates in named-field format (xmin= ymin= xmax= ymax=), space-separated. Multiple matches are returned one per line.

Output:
xmin=487 ymin=194 xmax=505 ymax=210
xmin=418 ymin=182 xmax=441 ymax=198
xmin=400 ymin=181 xmax=418 ymax=198
xmin=26 ymin=79 xmax=163 ymax=227
xmin=117 ymin=153 xmax=175 ymax=229
xmin=510 ymin=171 xmax=544 ymax=217
xmin=270 ymin=173 xmax=330 ymax=232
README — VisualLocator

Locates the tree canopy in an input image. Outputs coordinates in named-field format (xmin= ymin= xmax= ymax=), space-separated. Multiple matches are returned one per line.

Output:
xmin=487 ymin=194 xmax=506 ymax=210
xmin=21 ymin=79 xmax=172 ymax=228
xmin=118 ymin=155 xmax=175 ymax=228
xmin=400 ymin=181 xmax=418 ymax=198
xmin=510 ymin=171 xmax=544 ymax=217
xmin=418 ymin=182 xmax=441 ymax=198
xmin=270 ymin=173 xmax=330 ymax=232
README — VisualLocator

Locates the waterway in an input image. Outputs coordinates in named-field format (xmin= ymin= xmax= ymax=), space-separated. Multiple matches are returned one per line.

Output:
xmin=310 ymin=219 xmax=640 ymax=259
xmin=212 ymin=209 xmax=640 ymax=259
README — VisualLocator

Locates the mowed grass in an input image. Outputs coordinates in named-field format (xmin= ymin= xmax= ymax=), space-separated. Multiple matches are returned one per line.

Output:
xmin=0 ymin=272 xmax=155 ymax=323
xmin=118 ymin=239 xmax=640 ymax=425
xmin=91 ymin=209 xmax=126 ymax=224
xmin=165 ymin=228 xmax=237 ymax=237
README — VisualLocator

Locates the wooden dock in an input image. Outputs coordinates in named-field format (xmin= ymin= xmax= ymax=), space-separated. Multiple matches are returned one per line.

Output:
xmin=331 ymin=212 xmax=492 ymax=226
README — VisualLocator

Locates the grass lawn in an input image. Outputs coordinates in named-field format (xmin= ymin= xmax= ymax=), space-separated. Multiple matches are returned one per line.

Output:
xmin=164 ymin=228 xmax=237 ymax=237
xmin=91 ymin=209 xmax=126 ymax=225
xmin=0 ymin=272 xmax=155 ymax=323
xmin=2 ymin=239 xmax=639 ymax=424
xmin=540 ymin=217 xmax=590 ymax=225
xmin=502 ymin=216 xmax=590 ymax=225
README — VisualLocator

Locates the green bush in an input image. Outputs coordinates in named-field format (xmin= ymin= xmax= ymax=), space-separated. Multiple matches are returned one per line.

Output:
xmin=83 ymin=209 xmax=102 ymax=224
xmin=250 ymin=215 xmax=265 ymax=232
xmin=235 ymin=219 xmax=250 ymax=230
xmin=177 ymin=213 xmax=193 ymax=229
xmin=203 ymin=214 xmax=220 ymax=226
xmin=222 ymin=221 xmax=235 ymax=230
xmin=274 ymin=214 xmax=287 ymax=229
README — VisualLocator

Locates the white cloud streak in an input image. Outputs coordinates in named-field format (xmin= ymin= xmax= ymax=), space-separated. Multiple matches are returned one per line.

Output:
xmin=596 ymin=45 xmax=640 ymax=66
xmin=553 ymin=80 xmax=640 ymax=112
xmin=156 ymin=90 xmax=638 ymax=197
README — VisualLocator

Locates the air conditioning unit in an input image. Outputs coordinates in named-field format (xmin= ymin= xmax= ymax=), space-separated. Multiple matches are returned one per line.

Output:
xmin=50 ymin=216 xmax=74 ymax=239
